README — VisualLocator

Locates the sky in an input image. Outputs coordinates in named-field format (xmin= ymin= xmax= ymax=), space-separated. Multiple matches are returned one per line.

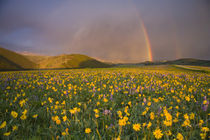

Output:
xmin=0 ymin=0 xmax=209 ymax=62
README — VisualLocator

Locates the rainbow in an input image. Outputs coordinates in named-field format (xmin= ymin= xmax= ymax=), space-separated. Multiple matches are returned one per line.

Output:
xmin=140 ymin=20 xmax=153 ymax=61
xmin=129 ymin=0 xmax=153 ymax=61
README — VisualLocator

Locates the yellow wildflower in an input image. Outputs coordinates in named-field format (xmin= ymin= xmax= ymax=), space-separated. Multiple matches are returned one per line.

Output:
xmin=0 ymin=121 xmax=6 ymax=129
xmin=150 ymin=112 xmax=155 ymax=120
xmin=201 ymin=127 xmax=209 ymax=132
xmin=33 ymin=114 xmax=38 ymax=118
xmin=165 ymin=130 xmax=172 ymax=136
xmin=13 ymin=125 xmax=18 ymax=131
xmin=22 ymin=109 xmax=28 ymax=115
xmin=133 ymin=123 xmax=141 ymax=131
xmin=200 ymin=133 xmax=206 ymax=139
xmin=85 ymin=128 xmax=91 ymax=134
xmin=56 ymin=119 xmax=61 ymax=125
xmin=11 ymin=111 xmax=18 ymax=118
xmin=190 ymin=113 xmax=195 ymax=120
xmin=20 ymin=115 xmax=27 ymax=120
xmin=62 ymin=132 xmax=66 ymax=136
xmin=103 ymin=98 xmax=108 ymax=103
xmin=4 ymin=131 xmax=11 ymax=136
xmin=147 ymin=122 xmax=152 ymax=129
xmin=153 ymin=128 xmax=163 ymax=139
xmin=94 ymin=109 xmax=99 ymax=113
xmin=119 ymin=119 xmax=126 ymax=126
xmin=63 ymin=115 xmax=67 ymax=122
xmin=177 ymin=133 xmax=184 ymax=140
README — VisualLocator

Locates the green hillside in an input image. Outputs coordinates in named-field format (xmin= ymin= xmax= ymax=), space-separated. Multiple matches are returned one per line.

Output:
xmin=24 ymin=55 xmax=50 ymax=63
xmin=0 ymin=47 xmax=111 ymax=70
xmin=38 ymin=54 xmax=111 ymax=69
xmin=0 ymin=47 xmax=37 ymax=70
xmin=132 ymin=58 xmax=210 ymax=67
xmin=0 ymin=55 xmax=20 ymax=70
xmin=164 ymin=58 xmax=210 ymax=66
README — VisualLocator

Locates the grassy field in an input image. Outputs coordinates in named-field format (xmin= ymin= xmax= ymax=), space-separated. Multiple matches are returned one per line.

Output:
xmin=0 ymin=66 xmax=209 ymax=139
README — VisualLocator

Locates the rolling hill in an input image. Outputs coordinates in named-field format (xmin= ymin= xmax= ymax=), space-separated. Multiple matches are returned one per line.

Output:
xmin=0 ymin=47 xmax=37 ymax=70
xmin=36 ymin=54 xmax=111 ymax=69
xmin=0 ymin=47 xmax=209 ymax=70
xmin=0 ymin=47 xmax=111 ymax=70
xmin=163 ymin=58 xmax=210 ymax=66
xmin=135 ymin=58 xmax=210 ymax=67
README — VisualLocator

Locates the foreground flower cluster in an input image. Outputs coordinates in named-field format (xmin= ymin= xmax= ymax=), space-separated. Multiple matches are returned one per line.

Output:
xmin=0 ymin=68 xmax=209 ymax=139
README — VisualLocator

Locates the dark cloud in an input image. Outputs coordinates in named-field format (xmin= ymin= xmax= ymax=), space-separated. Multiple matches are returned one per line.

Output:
xmin=0 ymin=0 xmax=209 ymax=62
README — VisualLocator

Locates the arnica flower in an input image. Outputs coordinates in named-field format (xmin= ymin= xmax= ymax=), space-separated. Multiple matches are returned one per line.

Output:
xmin=4 ymin=131 xmax=11 ymax=136
xmin=115 ymin=137 xmax=121 ymax=140
xmin=11 ymin=111 xmax=18 ymax=118
xmin=56 ymin=119 xmax=61 ymax=125
xmin=133 ymin=123 xmax=141 ymax=131
xmin=69 ymin=109 xmax=76 ymax=114
xmin=119 ymin=119 xmax=126 ymax=126
xmin=201 ymin=127 xmax=209 ymax=132
xmin=153 ymin=128 xmax=163 ymax=139
xmin=176 ymin=133 xmax=184 ymax=140
xmin=165 ymin=130 xmax=172 ymax=136
xmin=147 ymin=102 xmax=151 ymax=106
xmin=63 ymin=115 xmax=67 ymax=122
xmin=185 ymin=96 xmax=190 ymax=102
xmin=12 ymin=125 xmax=18 ymax=131
xmin=19 ymin=99 xmax=26 ymax=107
xmin=147 ymin=122 xmax=152 ymax=129
xmin=199 ymin=120 xmax=204 ymax=127
xmin=33 ymin=114 xmax=38 ymax=118
xmin=150 ymin=112 xmax=155 ymax=120
xmin=182 ymin=119 xmax=191 ymax=127
xmin=103 ymin=98 xmax=108 ymax=103
xmin=95 ymin=114 xmax=99 ymax=118
xmin=0 ymin=121 xmax=6 ymax=129
xmin=117 ymin=111 xmax=123 ymax=118
xmin=94 ymin=109 xmax=99 ymax=114
xmin=85 ymin=128 xmax=91 ymax=134
xmin=20 ymin=114 xmax=27 ymax=120
xmin=200 ymin=133 xmax=206 ymax=139
xmin=163 ymin=120 xmax=172 ymax=127
xmin=65 ymin=128 xmax=69 ymax=134
xmin=62 ymin=132 xmax=66 ymax=136
xmin=189 ymin=113 xmax=195 ymax=120
xmin=22 ymin=109 xmax=28 ymax=115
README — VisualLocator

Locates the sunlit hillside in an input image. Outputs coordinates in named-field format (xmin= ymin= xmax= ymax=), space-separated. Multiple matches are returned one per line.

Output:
xmin=0 ymin=47 xmax=37 ymax=70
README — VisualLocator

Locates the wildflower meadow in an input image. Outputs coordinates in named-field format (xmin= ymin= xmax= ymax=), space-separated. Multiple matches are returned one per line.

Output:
xmin=0 ymin=68 xmax=209 ymax=139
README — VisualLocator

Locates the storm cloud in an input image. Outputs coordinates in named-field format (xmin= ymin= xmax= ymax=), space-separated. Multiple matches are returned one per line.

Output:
xmin=0 ymin=0 xmax=209 ymax=62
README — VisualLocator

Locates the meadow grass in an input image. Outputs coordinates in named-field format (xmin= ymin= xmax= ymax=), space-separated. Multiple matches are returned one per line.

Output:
xmin=0 ymin=66 xmax=209 ymax=139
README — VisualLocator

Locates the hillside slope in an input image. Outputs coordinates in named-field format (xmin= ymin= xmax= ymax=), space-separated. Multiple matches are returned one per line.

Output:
xmin=0 ymin=47 xmax=37 ymax=69
xmin=38 ymin=54 xmax=111 ymax=69
xmin=134 ymin=58 xmax=210 ymax=67
xmin=164 ymin=58 xmax=210 ymax=66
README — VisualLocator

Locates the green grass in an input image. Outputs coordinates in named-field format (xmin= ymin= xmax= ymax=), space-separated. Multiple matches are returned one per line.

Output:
xmin=173 ymin=65 xmax=210 ymax=73
xmin=0 ymin=67 xmax=209 ymax=139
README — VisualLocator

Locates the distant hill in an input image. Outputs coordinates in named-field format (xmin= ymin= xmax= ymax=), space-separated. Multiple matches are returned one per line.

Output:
xmin=23 ymin=54 xmax=50 ymax=64
xmin=136 ymin=58 xmax=210 ymax=66
xmin=0 ymin=47 xmax=37 ymax=70
xmin=0 ymin=47 xmax=111 ymax=70
xmin=115 ymin=58 xmax=210 ymax=68
xmin=163 ymin=58 xmax=210 ymax=66
xmin=0 ymin=47 xmax=209 ymax=70
xmin=37 ymin=54 xmax=111 ymax=69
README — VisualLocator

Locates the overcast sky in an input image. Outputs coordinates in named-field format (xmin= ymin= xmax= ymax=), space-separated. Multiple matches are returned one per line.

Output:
xmin=0 ymin=0 xmax=209 ymax=62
